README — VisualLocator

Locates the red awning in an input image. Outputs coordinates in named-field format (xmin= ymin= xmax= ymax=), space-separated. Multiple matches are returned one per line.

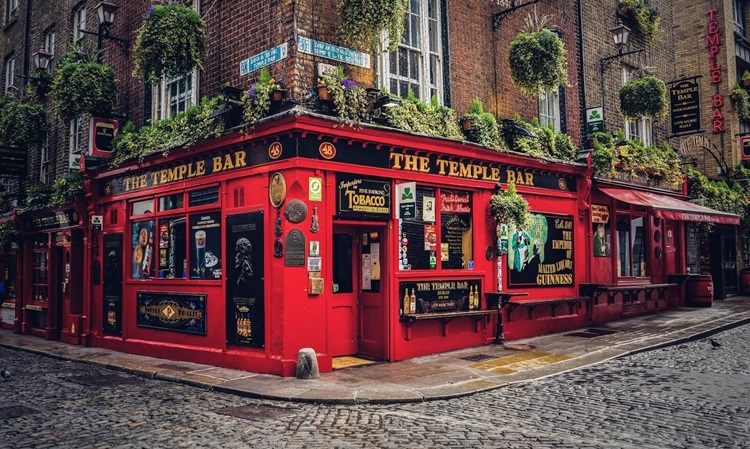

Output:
xmin=598 ymin=186 xmax=740 ymax=225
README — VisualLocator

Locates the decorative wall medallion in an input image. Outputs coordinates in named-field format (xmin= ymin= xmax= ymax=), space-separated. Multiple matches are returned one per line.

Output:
xmin=269 ymin=172 xmax=287 ymax=208
xmin=273 ymin=237 xmax=283 ymax=258
xmin=284 ymin=199 xmax=308 ymax=224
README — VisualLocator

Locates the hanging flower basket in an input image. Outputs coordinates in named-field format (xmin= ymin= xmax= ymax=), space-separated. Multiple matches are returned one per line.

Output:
xmin=0 ymin=98 xmax=47 ymax=147
xmin=316 ymin=66 xmax=368 ymax=124
xmin=508 ymin=13 xmax=567 ymax=98
xmin=618 ymin=75 xmax=668 ymax=121
xmin=50 ymin=46 xmax=117 ymax=121
xmin=317 ymin=84 xmax=331 ymax=102
xmin=338 ymin=0 xmax=409 ymax=51
xmin=133 ymin=4 xmax=207 ymax=84
xmin=489 ymin=182 xmax=530 ymax=230
xmin=618 ymin=0 xmax=661 ymax=41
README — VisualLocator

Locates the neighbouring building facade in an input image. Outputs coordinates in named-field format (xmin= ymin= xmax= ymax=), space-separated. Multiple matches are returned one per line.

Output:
xmin=0 ymin=0 xmax=742 ymax=376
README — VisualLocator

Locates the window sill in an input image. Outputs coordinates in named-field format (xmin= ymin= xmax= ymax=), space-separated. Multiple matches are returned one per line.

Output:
xmin=3 ymin=16 xmax=17 ymax=31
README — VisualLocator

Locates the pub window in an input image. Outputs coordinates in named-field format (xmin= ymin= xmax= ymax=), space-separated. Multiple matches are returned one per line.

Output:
xmin=131 ymin=220 xmax=156 ymax=279
xmin=333 ymin=233 xmax=354 ymax=293
xmin=188 ymin=186 xmax=219 ymax=207
xmin=131 ymin=199 xmax=154 ymax=216
xmin=616 ymin=212 xmax=647 ymax=277
xmin=401 ymin=186 xmax=437 ymax=270
xmin=440 ymin=189 xmax=472 ymax=269
xmin=159 ymin=194 xmax=184 ymax=211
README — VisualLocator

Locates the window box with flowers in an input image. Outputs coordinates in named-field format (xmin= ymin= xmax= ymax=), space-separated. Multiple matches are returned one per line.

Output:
xmin=380 ymin=91 xmax=464 ymax=140
xmin=489 ymin=182 xmax=530 ymax=230
xmin=459 ymin=97 xmax=502 ymax=149
xmin=133 ymin=3 xmax=207 ymax=84
xmin=317 ymin=66 xmax=368 ymax=125
xmin=242 ymin=68 xmax=284 ymax=126
xmin=618 ymin=0 xmax=661 ymax=41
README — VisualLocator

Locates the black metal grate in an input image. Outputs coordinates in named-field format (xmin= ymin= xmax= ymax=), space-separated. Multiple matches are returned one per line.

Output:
xmin=66 ymin=374 xmax=143 ymax=387
xmin=460 ymin=354 xmax=497 ymax=362
xmin=215 ymin=404 xmax=294 ymax=421
xmin=565 ymin=328 xmax=618 ymax=338
xmin=0 ymin=406 xmax=40 ymax=419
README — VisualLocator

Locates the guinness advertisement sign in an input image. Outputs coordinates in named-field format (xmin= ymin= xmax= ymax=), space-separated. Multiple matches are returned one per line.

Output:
xmin=336 ymin=173 xmax=391 ymax=219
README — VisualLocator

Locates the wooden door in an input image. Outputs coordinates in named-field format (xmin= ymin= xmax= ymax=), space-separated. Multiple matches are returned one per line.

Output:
xmin=664 ymin=222 xmax=677 ymax=275
xmin=357 ymin=229 xmax=386 ymax=360
xmin=330 ymin=230 xmax=357 ymax=356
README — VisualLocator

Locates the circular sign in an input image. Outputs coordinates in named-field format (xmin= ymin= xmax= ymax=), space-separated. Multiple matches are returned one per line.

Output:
xmin=557 ymin=177 xmax=567 ymax=190
xmin=268 ymin=142 xmax=282 ymax=160
xmin=284 ymin=199 xmax=309 ymax=224
xmin=319 ymin=142 xmax=336 ymax=159
xmin=269 ymin=172 xmax=287 ymax=208
xmin=103 ymin=183 xmax=112 ymax=196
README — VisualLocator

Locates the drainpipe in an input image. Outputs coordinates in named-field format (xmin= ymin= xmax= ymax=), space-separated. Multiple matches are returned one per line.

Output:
xmin=576 ymin=0 xmax=588 ymax=147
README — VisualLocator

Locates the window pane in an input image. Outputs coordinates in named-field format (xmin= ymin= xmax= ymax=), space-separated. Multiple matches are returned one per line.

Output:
xmin=188 ymin=187 xmax=219 ymax=207
xmin=409 ymin=50 xmax=419 ymax=80
xmin=616 ymin=216 xmax=631 ymax=276
xmin=411 ymin=15 xmax=420 ymax=47
xmin=131 ymin=200 xmax=154 ymax=216
xmin=333 ymin=233 xmax=353 ymax=293
xmin=389 ymin=50 xmax=398 ymax=75
xmin=189 ymin=212 xmax=222 ymax=280
xmin=401 ymin=186 xmax=436 ymax=270
xmin=131 ymin=220 xmax=155 ymax=279
xmin=159 ymin=194 xmax=184 ymax=211
xmin=440 ymin=189 xmax=472 ymax=269
xmin=158 ymin=217 xmax=186 ymax=279
xmin=398 ymin=48 xmax=408 ymax=77
xmin=631 ymin=216 xmax=645 ymax=276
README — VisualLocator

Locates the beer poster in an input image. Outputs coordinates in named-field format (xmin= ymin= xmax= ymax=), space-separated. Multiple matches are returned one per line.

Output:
xmin=508 ymin=214 xmax=574 ymax=287
xmin=189 ymin=212 xmax=222 ymax=280
xmin=226 ymin=211 xmax=265 ymax=347
xmin=131 ymin=220 xmax=155 ymax=279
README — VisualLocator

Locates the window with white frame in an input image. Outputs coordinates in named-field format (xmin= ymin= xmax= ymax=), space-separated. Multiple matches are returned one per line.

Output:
xmin=73 ymin=5 xmax=86 ymax=43
xmin=40 ymin=135 xmax=51 ymax=185
xmin=734 ymin=0 xmax=746 ymax=36
xmin=6 ymin=0 xmax=17 ymax=22
xmin=70 ymin=116 xmax=84 ymax=155
xmin=45 ymin=29 xmax=56 ymax=69
xmin=380 ymin=0 xmax=443 ymax=102
xmin=623 ymin=68 xmax=652 ymax=146
xmin=151 ymin=0 xmax=199 ymax=120
xmin=4 ymin=56 xmax=15 ymax=93
xmin=538 ymin=90 xmax=561 ymax=131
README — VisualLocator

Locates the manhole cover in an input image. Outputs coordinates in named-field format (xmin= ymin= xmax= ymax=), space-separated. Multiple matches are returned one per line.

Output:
xmin=66 ymin=374 xmax=143 ymax=387
xmin=215 ymin=404 xmax=293 ymax=421
xmin=565 ymin=328 xmax=618 ymax=338
xmin=0 ymin=405 xmax=39 ymax=419
xmin=460 ymin=354 xmax=497 ymax=362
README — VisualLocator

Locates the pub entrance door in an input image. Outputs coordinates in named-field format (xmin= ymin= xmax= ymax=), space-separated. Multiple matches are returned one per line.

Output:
xmin=330 ymin=226 xmax=387 ymax=359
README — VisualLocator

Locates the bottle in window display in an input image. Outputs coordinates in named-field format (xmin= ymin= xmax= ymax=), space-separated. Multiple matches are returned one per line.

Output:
xmin=410 ymin=289 xmax=417 ymax=314
xmin=402 ymin=288 xmax=410 ymax=315
xmin=142 ymin=232 xmax=153 ymax=277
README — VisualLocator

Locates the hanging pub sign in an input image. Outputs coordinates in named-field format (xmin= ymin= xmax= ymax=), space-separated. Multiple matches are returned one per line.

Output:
xmin=88 ymin=117 xmax=119 ymax=157
xmin=24 ymin=209 xmax=79 ymax=232
xmin=742 ymin=135 xmax=750 ymax=160
xmin=336 ymin=173 xmax=391 ymax=219
xmin=0 ymin=146 xmax=27 ymax=177
xmin=668 ymin=79 xmax=701 ymax=136
xmin=508 ymin=213 xmax=574 ymax=288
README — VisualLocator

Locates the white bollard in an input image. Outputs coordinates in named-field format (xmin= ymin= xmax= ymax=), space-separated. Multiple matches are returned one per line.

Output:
xmin=296 ymin=347 xmax=320 ymax=379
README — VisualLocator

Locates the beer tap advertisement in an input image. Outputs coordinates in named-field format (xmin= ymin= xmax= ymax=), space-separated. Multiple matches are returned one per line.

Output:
xmin=189 ymin=212 xmax=222 ymax=279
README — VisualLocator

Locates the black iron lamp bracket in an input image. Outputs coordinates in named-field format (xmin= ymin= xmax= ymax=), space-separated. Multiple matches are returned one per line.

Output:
xmin=81 ymin=28 xmax=130 ymax=56
xmin=599 ymin=48 xmax=643 ymax=74
xmin=492 ymin=0 xmax=541 ymax=31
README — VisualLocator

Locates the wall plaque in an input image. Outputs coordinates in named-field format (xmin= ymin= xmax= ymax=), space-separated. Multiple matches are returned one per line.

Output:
xmin=284 ymin=199 xmax=308 ymax=223
xmin=269 ymin=172 xmax=287 ymax=208
xmin=285 ymin=229 xmax=306 ymax=267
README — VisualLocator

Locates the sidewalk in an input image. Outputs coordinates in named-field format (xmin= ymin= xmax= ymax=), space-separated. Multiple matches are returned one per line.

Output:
xmin=2 ymin=296 xmax=750 ymax=404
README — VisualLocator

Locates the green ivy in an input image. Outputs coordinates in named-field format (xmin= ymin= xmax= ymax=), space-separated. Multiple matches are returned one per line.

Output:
xmin=49 ymin=173 xmax=84 ymax=208
xmin=318 ymin=66 xmax=368 ymax=125
xmin=50 ymin=46 xmax=117 ymax=121
xmin=25 ymin=69 xmax=52 ymax=101
xmin=619 ymin=76 xmax=668 ymax=121
xmin=133 ymin=4 xmax=208 ymax=84
xmin=591 ymin=131 xmax=682 ymax=187
xmin=383 ymin=92 xmax=464 ymax=140
xmin=0 ymin=99 xmax=47 ymax=147
xmin=686 ymin=164 xmax=750 ymax=232
xmin=338 ymin=0 xmax=409 ymax=51
xmin=508 ymin=14 xmax=567 ymax=98
xmin=19 ymin=182 xmax=51 ymax=214
xmin=242 ymin=68 xmax=282 ymax=126
xmin=731 ymin=83 xmax=750 ymax=121
xmin=505 ymin=116 xmax=577 ymax=161
xmin=111 ymin=96 xmax=225 ymax=166
xmin=0 ymin=220 xmax=19 ymax=250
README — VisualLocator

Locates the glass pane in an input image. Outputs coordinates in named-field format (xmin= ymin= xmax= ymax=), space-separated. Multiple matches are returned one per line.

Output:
xmin=400 ymin=80 xmax=409 ymax=97
xmin=411 ymin=15 xmax=420 ymax=47
xmin=409 ymin=50 xmax=419 ymax=80
xmin=189 ymin=212 xmax=222 ymax=280
xmin=188 ymin=187 xmax=219 ymax=207
xmin=131 ymin=220 xmax=156 ymax=279
xmin=333 ymin=234 xmax=353 ymax=293
xmin=390 ymin=79 xmax=398 ymax=95
xmin=389 ymin=50 xmax=398 ymax=75
xmin=402 ymin=186 xmax=436 ymax=270
xmin=361 ymin=232 xmax=380 ymax=293
xmin=616 ymin=216 xmax=631 ymax=276
xmin=131 ymin=200 xmax=154 ymax=216
xmin=428 ymin=0 xmax=436 ymax=19
xmin=440 ymin=189 xmax=473 ymax=269
xmin=398 ymin=48 xmax=408 ymax=77
xmin=428 ymin=19 xmax=437 ymax=52
xmin=430 ymin=55 xmax=437 ymax=85
xmin=159 ymin=194 xmax=184 ymax=211
xmin=158 ymin=218 xmax=186 ymax=279
xmin=631 ymin=216 xmax=645 ymax=276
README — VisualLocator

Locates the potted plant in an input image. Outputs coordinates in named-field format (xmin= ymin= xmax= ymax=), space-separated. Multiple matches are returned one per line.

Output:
xmin=489 ymin=182 xmax=530 ymax=229
xmin=242 ymin=68 xmax=282 ymax=125
xmin=742 ymin=70 xmax=750 ymax=88
xmin=338 ymin=0 xmax=408 ymax=51
xmin=459 ymin=97 xmax=501 ymax=148
xmin=133 ymin=3 xmax=207 ymax=84
xmin=618 ymin=0 xmax=661 ymax=41
xmin=317 ymin=66 xmax=368 ymax=124
xmin=0 ymin=97 xmax=47 ymax=147
xmin=731 ymin=83 xmax=750 ymax=121
xmin=508 ymin=12 xmax=568 ymax=98
xmin=381 ymin=91 xmax=463 ymax=140
xmin=618 ymin=75 xmax=668 ymax=121
xmin=50 ymin=46 xmax=117 ymax=121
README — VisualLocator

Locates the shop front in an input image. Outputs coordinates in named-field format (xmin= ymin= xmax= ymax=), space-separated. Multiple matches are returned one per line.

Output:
xmin=80 ymin=115 xmax=591 ymax=376
xmin=0 ymin=214 xmax=19 ymax=332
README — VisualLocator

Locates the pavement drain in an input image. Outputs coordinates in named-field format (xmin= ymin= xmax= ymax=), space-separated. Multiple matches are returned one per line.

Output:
xmin=460 ymin=354 xmax=497 ymax=362
xmin=0 ymin=405 xmax=40 ymax=419
xmin=564 ymin=328 xmax=619 ymax=338
xmin=65 ymin=374 xmax=144 ymax=387
xmin=215 ymin=404 xmax=294 ymax=421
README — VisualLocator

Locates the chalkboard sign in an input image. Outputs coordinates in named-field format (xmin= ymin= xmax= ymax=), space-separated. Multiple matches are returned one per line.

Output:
xmin=686 ymin=223 xmax=699 ymax=268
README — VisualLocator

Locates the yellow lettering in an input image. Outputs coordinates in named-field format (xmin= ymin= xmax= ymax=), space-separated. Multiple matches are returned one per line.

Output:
xmin=390 ymin=153 xmax=404 ymax=169
xmin=223 ymin=154 xmax=235 ymax=170
xmin=235 ymin=150 xmax=247 ymax=168
xmin=507 ymin=170 xmax=516 ymax=184
xmin=151 ymin=172 xmax=159 ymax=185
xmin=458 ymin=162 xmax=472 ymax=179
xmin=403 ymin=155 xmax=419 ymax=171
xmin=213 ymin=156 xmax=223 ymax=173
xmin=525 ymin=172 xmax=534 ymax=186
xmin=178 ymin=165 xmax=188 ymax=179
xmin=515 ymin=171 xmax=525 ymax=185
xmin=448 ymin=161 xmax=459 ymax=177
xmin=419 ymin=156 xmax=430 ymax=173
xmin=196 ymin=161 xmax=205 ymax=176
xmin=436 ymin=159 xmax=449 ymax=175
xmin=167 ymin=167 xmax=179 ymax=183
xmin=490 ymin=167 xmax=500 ymax=181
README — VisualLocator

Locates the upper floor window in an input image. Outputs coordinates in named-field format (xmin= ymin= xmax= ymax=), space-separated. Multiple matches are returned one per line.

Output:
xmin=734 ymin=0 xmax=746 ymax=36
xmin=73 ymin=5 xmax=86 ymax=43
xmin=70 ymin=116 xmax=85 ymax=156
xmin=45 ymin=29 xmax=57 ymax=69
xmin=40 ymin=135 xmax=51 ymax=185
xmin=4 ymin=56 xmax=15 ymax=93
xmin=6 ymin=0 xmax=17 ymax=22
xmin=380 ymin=0 xmax=443 ymax=102
xmin=622 ymin=68 xmax=652 ymax=146
xmin=538 ymin=90 xmax=561 ymax=132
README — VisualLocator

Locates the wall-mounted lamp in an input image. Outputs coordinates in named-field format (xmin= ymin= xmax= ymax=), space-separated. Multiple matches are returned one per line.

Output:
xmin=32 ymin=49 xmax=52 ymax=71
xmin=81 ymin=2 xmax=129 ymax=56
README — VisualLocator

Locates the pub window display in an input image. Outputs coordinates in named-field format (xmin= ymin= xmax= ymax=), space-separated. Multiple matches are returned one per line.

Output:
xmin=593 ymin=223 xmax=610 ymax=257
xmin=616 ymin=213 xmax=647 ymax=277
xmin=508 ymin=214 xmax=574 ymax=288
xmin=129 ymin=187 xmax=222 ymax=280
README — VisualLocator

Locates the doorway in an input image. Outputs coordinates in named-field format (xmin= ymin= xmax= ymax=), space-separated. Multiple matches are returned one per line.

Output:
xmin=330 ymin=226 xmax=387 ymax=360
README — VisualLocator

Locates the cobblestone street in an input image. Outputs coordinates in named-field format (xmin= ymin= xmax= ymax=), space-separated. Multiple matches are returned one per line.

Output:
xmin=2 ymin=324 xmax=749 ymax=449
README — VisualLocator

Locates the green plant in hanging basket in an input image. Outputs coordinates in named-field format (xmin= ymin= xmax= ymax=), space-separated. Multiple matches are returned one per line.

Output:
xmin=25 ymin=69 xmax=52 ymax=101
xmin=133 ymin=3 xmax=207 ymax=84
xmin=49 ymin=173 xmax=84 ymax=207
xmin=50 ymin=46 xmax=117 ymax=121
xmin=618 ymin=75 xmax=668 ymax=121
xmin=508 ymin=12 xmax=567 ymax=98
xmin=0 ymin=99 xmax=47 ymax=147
xmin=489 ymin=182 xmax=530 ymax=229
xmin=317 ymin=66 xmax=368 ymax=124
xmin=618 ymin=0 xmax=661 ymax=41
xmin=338 ymin=0 xmax=409 ymax=51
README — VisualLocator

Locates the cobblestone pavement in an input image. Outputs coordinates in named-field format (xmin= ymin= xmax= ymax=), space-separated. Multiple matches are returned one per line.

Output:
xmin=2 ymin=325 xmax=749 ymax=449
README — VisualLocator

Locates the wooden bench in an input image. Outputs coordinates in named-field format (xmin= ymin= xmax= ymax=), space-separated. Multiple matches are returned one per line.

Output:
xmin=505 ymin=296 xmax=588 ymax=321
xmin=401 ymin=309 xmax=496 ymax=336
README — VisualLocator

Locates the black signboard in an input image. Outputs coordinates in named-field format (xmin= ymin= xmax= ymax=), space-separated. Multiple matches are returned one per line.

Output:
xmin=336 ymin=173 xmax=392 ymax=219
xmin=24 ymin=209 xmax=79 ymax=232
xmin=226 ymin=211 xmax=264 ymax=347
xmin=189 ymin=212 xmax=222 ymax=280
xmin=102 ymin=233 xmax=123 ymax=335
xmin=0 ymin=146 xmax=27 ymax=177
xmin=508 ymin=214 xmax=574 ymax=288
xmin=398 ymin=279 xmax=481 ymax=315
xmin=284 ymin=229 xmax=306 ymax=267
xmin=686 ymin=223 xmax=699 ymax=269
xmin=669 ymin=79 xmax=701 ymax=136
xmin=136 ymin=291 xmax=207 ymax=335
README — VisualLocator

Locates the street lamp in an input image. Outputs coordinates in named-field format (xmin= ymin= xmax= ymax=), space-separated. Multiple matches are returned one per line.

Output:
xmin=31 ymin=49 xmax=52 ymax=71
xmin=80 ymin=1 xmax=129 ymax=56
xmin=597 ymin=18 xmax=644 ymax=132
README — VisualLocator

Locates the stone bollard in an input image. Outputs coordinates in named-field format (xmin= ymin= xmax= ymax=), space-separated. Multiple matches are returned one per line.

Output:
xmin=296 ymin=347 xmax=320 ymax=379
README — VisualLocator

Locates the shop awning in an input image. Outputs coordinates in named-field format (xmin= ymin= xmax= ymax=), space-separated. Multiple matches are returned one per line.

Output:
xmin=598 ymin=186 xmax=740 ymax=225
